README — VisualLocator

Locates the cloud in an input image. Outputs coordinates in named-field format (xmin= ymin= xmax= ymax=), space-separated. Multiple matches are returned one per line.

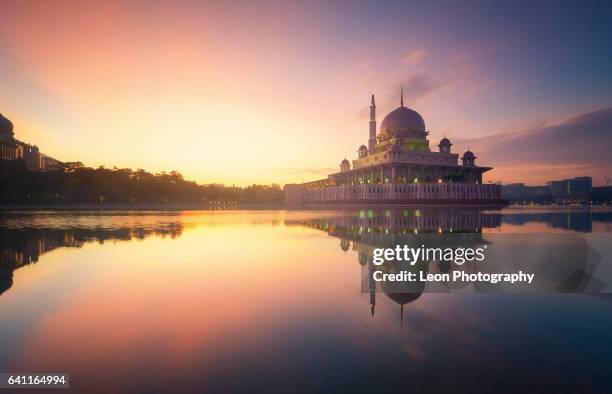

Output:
xmin=373 ymin=72 xmax=448 ymax=111
xmin=402 ymin=49 xmax=427 ymax=66
xmin=402 ymin=73 xmax=447 ymax=103
xmin=463 ymin=107 xmax=612 ymax=184
xmin=355 ymin=48 xmax=487 ymax=118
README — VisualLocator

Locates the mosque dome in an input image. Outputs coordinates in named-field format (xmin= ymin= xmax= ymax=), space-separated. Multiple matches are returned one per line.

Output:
xmin=0 ymin=113 xmax=14 ymax=137
xmin=380 ymin=265 xmax=425 ymax=305
xmin=383 ymin=292 xmax=422 ymax=305
xmin=358 ymin=145 xmax=368 ymax=151
xmin=439 ymin=137 xmax=451 ymax=145
xmin=341 ymin=158 xmax=350 ymax=165
xmin=463 ymin=150 xmax=475 ymax=158
xmin=380 ymin=106 xmax=426 ymax=138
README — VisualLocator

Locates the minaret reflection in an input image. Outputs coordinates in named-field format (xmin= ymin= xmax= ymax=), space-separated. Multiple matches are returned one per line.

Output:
xmin=300 ymin=207 xmax=502 ymax=323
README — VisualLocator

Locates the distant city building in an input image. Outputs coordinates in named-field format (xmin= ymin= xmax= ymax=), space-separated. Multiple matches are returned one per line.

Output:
xmin=19 ymin=142 xmax=42 ymax=169
xmin=285 ymin=89 xmax=503 ymax=205
xmin=0 ymin=113 xmax=23 ymax=160
xmin=502 ymin=177 xmax=604 ymax=204
xmin=0 ymin=112 xmax=68 ymax=171
xmin=17 ymin=141 xmax=64 ymax=171
xmin=591 ymin=186 xmax=612 ymax=203
xmin=547 ymin=176 xmax=592 ymax=203
xmin=501 ymin=183 xmax=551 ymax=203
xmin=64 ymin=161 xmax=84 ymax=170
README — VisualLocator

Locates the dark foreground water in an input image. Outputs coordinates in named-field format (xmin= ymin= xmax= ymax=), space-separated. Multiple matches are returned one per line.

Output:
xmin=0 ymin=207 xmax=611 ymax=393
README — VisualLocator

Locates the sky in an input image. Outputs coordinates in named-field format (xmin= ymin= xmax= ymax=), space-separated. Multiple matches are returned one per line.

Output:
xmin=1 ymin=0 xmax=612 ymax=186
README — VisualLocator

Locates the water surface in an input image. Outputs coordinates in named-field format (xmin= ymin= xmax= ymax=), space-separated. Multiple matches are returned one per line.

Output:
xmin=1 ymin=207 xmax=611 ymax=393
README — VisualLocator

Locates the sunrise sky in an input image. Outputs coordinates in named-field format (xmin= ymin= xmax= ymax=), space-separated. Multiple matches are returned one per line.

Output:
xmin=1 ymin=0 xmax=612 ymax=186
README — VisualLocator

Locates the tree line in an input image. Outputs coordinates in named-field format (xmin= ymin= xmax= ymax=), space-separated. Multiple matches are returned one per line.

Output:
xmin=0 ymin=159 xmax=283 ymax=204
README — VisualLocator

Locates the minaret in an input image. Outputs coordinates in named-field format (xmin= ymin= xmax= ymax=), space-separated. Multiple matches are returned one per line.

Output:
xmin=368 ymin=94 xmax=377 ymax=155
xmin=369 ymin=262 xmax=377 ymax=316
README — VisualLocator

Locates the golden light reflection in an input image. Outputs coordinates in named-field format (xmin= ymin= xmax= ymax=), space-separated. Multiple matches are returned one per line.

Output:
xmin=0 ymin=207 xmax=608 ymax=386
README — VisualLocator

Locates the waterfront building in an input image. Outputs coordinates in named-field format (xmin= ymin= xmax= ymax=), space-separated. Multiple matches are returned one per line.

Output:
xmin=285 ymin=90 xmax=504 ymax=205
xmin=0 ymin=113 xmax=65 ymax=170
xmin=501 ymin=183 xmax=551 ymax=203
xmin=0 ymin=113 xmax=23 ymax=160
xmin=18 ymin=141 xmax=64 ymax=171
xmin=591 ymin=186 xmax=612 ymax=204
xmin=548 ymin=176 xmax=592 ymax=203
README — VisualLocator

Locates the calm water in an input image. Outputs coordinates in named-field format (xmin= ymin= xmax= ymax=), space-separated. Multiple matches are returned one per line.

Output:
xmin=1 ymin=207 xmax=612 ymax=393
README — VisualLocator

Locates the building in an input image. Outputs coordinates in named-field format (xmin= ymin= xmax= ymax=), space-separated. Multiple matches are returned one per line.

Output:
xmin=592 ymin=186 xmax=612 ymax=204
xmin=0 ymin=113 xmax=23 ymax=160
xmin=285 ymin=89 xmax=504 ymax=205
xmin=547 ymin=176 xmax=592 ymax=203
xmin=501 ymin=183 xmax=551 ymax=203
xmin=0 ymin=112 xmax=65 ymax=170
xmin=64 ymin=161 xmax=85 ymax=171
xmin=18 ymin=141 xmax=64 ymax=171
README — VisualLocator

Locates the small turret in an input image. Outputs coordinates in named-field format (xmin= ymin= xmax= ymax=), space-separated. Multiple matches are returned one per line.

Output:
xmin=358 ymin=144 xmax=368 ymax=158
xmin=438 ymin=137 xmax=452 ymax=153
xmin=461 ymin=150 xmax=476 ymax=166
xmin=340 ymin=158 xmax=351 ymax=172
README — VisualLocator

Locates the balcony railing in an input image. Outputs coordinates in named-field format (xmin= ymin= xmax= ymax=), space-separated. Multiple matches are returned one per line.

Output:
xmin=303 ymin=183 xmax=501 ymax=201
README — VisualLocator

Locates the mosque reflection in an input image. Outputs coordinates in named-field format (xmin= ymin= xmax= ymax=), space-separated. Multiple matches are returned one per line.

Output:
xmin=0 ymin=223 xmax=183 ymax=296
xmin=297 ymin=207 xmax=607 ymax=323
xmin=298 ymin=208 xmax=500 ymax=323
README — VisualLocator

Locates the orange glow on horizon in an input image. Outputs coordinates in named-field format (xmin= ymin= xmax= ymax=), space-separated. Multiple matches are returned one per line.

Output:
xmin=1 ymin=2 xmax=607 ymax=186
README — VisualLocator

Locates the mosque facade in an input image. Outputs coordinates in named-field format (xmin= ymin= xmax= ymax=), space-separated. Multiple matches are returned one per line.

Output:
xmin=285 ymin=89 xmax=505 ymax=205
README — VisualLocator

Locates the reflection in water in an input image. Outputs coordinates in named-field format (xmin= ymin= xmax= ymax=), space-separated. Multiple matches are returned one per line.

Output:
xmin=0 ymin=223 xmax=183 ymax=296
xmin=0 ymin=208 xmax=611 ymax=393
xmin=295 ymin=208 xmax=498 ymax=324
xmin=295 ymin=207 xmax=611 ymax=322
xmin=502 ymin=209 xmax=612 ymax=232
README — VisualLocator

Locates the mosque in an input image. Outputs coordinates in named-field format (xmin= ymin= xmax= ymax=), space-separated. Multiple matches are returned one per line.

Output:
xmin=285 ymin=89 xmax=505 ymax=205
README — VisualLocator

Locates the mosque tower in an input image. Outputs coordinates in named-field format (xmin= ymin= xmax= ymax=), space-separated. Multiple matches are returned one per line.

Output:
xmin=368 ymin=94 xmax=377 ymax=154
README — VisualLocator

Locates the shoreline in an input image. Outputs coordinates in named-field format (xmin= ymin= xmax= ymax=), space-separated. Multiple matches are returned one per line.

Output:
xmin=0 ymin=203 xmax=606 ymax=212
xmin=0 ymin=203 xmax=286 ymax=211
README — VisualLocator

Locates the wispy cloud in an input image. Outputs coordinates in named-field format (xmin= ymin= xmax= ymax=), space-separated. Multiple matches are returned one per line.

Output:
xmin=402 ymin=48 xmax=427 ymax=66
xmin=402 ymin=73 xmax=447 ymax=103
xmin=374 ymin=72 xmax=448 ymax=110
xmin=463 ymin=107 xmax=612 ymax=184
